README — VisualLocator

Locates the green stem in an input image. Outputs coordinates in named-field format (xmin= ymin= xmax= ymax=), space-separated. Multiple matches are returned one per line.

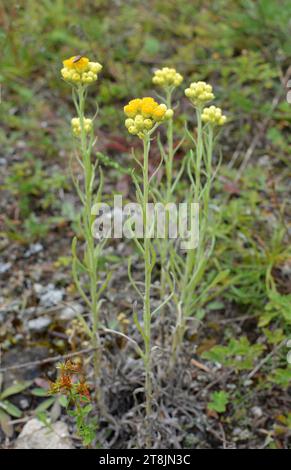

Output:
xmin=194 ymin=107 xmax=203 ymax=204
xmin=203 ymin=125 xmax=213 ymax=219
xmin=170 ymin=106 xmax=203 ymax=366
xmin=160 ymin=88 xmax=173 ymax=343
xmin=183 ymin=107 xmax=203 ymax=304
xmin=143 ymin=135 xmax=152 ymax=447
xmin=76 ymin=86 xmax=101 ymax=404
xmin=165 ymin=88 xmax=173 ymax=202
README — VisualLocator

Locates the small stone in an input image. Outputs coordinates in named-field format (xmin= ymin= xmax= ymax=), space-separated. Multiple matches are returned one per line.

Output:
xmin=281 ymin=262 xmax=291 ymax=276
xmin=60 ymin=302 xmax=84 ymax=321
xmin=33 ymin=283 xmax=44 ymax=295
xmin=251 ymin=406 xmax=263 ymax=418
xmin=39 ymin=285 xmax=64 ymax=307
xmin=19 ymin=398 xmax=30 ymax=410
xmin=14 ymin=419 xmax=74 ymax=449
xmin=27 ymin=316 xmax=51 ymax=333
xmin=14 ymin=333 xmax=24 ymax=342
xmin=243 ymin=379 xmax=253 ymax=387
xmin=24 ymin=243 xmax=43 ymax=258
xmin=0 ymin=262 xmax=12 ymax=274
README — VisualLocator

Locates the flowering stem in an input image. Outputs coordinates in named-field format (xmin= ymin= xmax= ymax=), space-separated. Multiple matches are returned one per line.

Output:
xmin=165 ymin=88 xmax=174 ymax=201
xmin=203 ymin=125 xmax=213 ymax=221
xmin=170 ymin=106 xmax=204 ymax=366
xmin=160 ymin=88 xmax=173 ymax=343
xmin=74 ymin=86 xmax=101 ymax=405
xmin=194 ymin=107 xmax=203 ymax=203
xmin=142 ymin=134 xmax=153 ymax=447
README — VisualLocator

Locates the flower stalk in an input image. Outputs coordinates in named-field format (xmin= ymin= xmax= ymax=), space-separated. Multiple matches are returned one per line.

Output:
xmin=142 ymin=135 xmax=153 ymax=433
xmin=123 ymin=96 xmax=173 ymax=447
xmin=61 ymin=56 xmax=107 ymax=407
xmin=159 ymin=87 xmax=174 ymax=341
xmin=152 ymin=69 xmax=183 ymax=343
xmin=169 ymin=85 xmax=227 ymax=366
xmin=73 ymin=85 xmax=102 ymax=404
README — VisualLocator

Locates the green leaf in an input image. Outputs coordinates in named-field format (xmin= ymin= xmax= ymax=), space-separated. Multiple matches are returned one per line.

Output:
xmin=133 ymin=310 xmax=146 ymax=345
xmin=196 ymin=308 xmax=206 ymax=320
xmin=202 ymin=337 xmax=265 ymax=371
xmin=83 ymin=404 xmax=93 ymax=414
xmin=58 ymin=395 xmax=68 ymax=408
xmin=263 ymin=328 xmax=284 ymax=345
xmin=208 ymin=391 xmax=229 ymax=413
xmin=31 ymin=387 xmax=49 ymax=397
xmin=0 ymin=400 xmax=22 ymax=418
xmin=207 ymin=301 xmax=225 ymax=311
xmin=0 ymin=380 xmax=32 ymax=400
xmin=34 ymin=397 xmax=55 ymax=413
xmin=0 ymin=409 xmax=13 ymax=437
xmin=35 ymin=411 xmax=50 ymax=426
xmin=269 ymin=368 xmax=291 ymax=388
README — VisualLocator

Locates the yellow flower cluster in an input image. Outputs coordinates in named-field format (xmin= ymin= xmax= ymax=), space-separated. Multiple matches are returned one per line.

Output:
xmin=124 ymin=97 xmax=173 ymax=139
xmin=201 ymin=106 xmax=226 ymax=126
xmin=71 ymin=117 xmax=93 ymax=136
xmin=117 ymin=313 xmax=130 ymax=327
xmin=152 ymin=67 xmax=183 ymax=88
xmin=61 ymin=56 xmax=102 ymax=85
xmin=185 ymin=81 xmax=214 ymax=106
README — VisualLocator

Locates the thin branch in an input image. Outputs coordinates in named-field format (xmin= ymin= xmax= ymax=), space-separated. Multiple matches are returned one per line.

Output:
xmin=247 ymin=340 xmax=286 ymax=380
xmin=0 ymin=348 xmax=97 ymax=373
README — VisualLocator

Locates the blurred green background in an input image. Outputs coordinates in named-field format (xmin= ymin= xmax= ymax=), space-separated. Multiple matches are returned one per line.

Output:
xmin=1 ymin=0 xmax=290 ymax=233
xmin=1 ymin=0 xmax=291 ymax=151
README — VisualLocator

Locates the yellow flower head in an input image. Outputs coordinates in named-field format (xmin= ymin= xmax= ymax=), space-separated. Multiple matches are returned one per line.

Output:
xmin=201 ymin=106 xmax=227 ymax=126
xmin=71 ymin=117 xmax=93 ymax=136
xmin=123 ymin=99 xmax=142 ymax=117
xmin=61 ymin=56 xmax=102 ymax=86
xmin=152 ymin=67 xmax=183 ymax=88
xmin=124 ymin=97 xmax=173 ymax=139
xmin=185 ymin=81 xmax=214 ymax=106
xmin=63 ymin=56 xmax=89 ymax=72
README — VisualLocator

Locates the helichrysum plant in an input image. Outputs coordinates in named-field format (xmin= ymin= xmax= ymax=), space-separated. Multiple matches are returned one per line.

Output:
xmin=58 ymin=57 xmax=228 ymax=446
xmin=60 ymin=56 xmax=110 ymax=407
xmin=152 ymin=67 xmax=183 ymax=88
xmin=124 ymin=96 xmax=173 ymax=446
xmin=152 ymin=68 xmax=183 ymax=336
xmin=152 ymin=67 xmax=183 ymax=200
xmin=168 ymin=81 xmax=227 ymax=365
xmin=201 ymin=105 xmax=227 ymax=126
xmin=61 ymin=56 xmax=102 ymax=84
xmin=124 ymin=97 xmax=173 ymax=138
xmin=184 ymin=80 xmax=215 ymax=106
